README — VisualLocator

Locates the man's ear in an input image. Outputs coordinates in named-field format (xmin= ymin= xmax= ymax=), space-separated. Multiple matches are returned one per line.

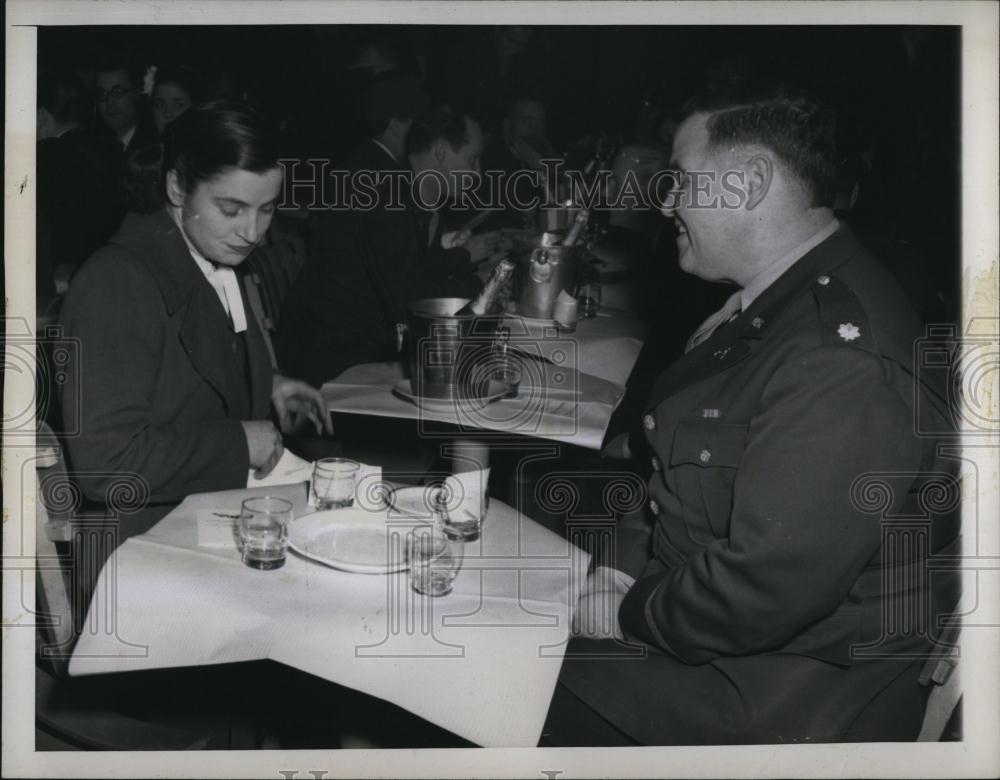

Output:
xmin=744 ymin=153 xmax=773 ymax=210
xmin=165 ymin=169 xmax=186 ymax=208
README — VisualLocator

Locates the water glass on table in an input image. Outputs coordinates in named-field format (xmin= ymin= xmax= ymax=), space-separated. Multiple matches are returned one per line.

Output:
xmin=313 ymin=457 xmax=360 ymax=510
xmin=239 ymin=496 xmax=293 ymax=570
xmin=576 ymin=281 xmax=602 ymax=318
xmin=408 ymin=522 xmax=465 ymax=597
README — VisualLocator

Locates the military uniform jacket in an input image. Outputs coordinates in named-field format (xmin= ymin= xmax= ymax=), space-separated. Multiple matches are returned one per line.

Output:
xmin=617 ymin=226 xmax=958 ymax=667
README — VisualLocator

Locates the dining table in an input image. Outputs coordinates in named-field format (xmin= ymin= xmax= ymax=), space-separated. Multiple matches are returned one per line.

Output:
xmin=68 ymin=479 xmax=591 ymax=747
xmin=320 ymin=306 xmax=646 ymax=451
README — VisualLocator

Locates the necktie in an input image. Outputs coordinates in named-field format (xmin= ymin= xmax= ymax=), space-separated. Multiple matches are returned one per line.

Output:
xmin=685 ymin=291 xmax=742 ymax=352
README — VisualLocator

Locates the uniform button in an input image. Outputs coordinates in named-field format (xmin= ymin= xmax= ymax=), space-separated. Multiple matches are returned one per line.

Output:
xmin=699 ymin=449 xmax=712 ymax=463
xmin=649 ymin=499 xmax=659 ymax=515
xmin=642 ymin=414 xmax=656 ymax=431
xmin=651 ymin=457 xmax=661 ymax=472
xmin=817 ymin=275 xmax=831 ymax=286
xmin=752 ymin=316 xmax=764 ymax=329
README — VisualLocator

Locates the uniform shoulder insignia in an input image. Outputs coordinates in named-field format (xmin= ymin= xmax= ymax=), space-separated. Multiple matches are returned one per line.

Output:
xmin=811 ymin=273 xmax=879 ymax=352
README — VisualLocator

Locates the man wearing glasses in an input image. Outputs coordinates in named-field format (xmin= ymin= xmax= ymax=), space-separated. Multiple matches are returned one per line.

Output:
xmin=93 ymin=51 xmax=156 ymax=158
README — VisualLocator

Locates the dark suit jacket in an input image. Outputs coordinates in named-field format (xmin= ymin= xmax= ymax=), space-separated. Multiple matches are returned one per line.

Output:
xmin=60 ymin=209 xmax=274 ymax=533
xmin=36 ymin=127 xmax=123 ymax=297
xmin=276 ymin=140 xmax=482 ymax=386
xmin=617 ymin=226 xmax=959 ymax=667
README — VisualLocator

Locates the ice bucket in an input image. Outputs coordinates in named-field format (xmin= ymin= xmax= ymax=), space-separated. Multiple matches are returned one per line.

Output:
xmin=405 ymin=298 xmax=503 ymax=400
xmin=514 ymin=245 xmax=579 ymax=320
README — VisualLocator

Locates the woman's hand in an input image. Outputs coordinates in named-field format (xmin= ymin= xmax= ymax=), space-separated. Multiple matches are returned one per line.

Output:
xmin=271 ymin=374 xmax=333 ymax=436
xmin=241 ymin=421 xmax=284 ymax=479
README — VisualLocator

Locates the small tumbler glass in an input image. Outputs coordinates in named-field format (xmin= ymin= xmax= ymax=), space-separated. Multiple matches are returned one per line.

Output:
xmin=576 ymin=281 xmax=602 ymax=319
xmin=313 ymin=458 xmax=360 ymax=510
xmin=408 ymin=523 xmax=465 ymax=597
xmin=239 ymin=496 xmax=293 ymax=570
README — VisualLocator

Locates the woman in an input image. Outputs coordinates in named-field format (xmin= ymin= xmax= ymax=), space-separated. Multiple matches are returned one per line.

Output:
xmin=150 ymin=65 xmax=198 ymax=135
xmin=60 ymin=100 xmax=330 ymax=534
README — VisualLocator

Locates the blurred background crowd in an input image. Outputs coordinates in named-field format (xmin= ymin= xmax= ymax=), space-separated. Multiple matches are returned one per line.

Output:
xmin=36 ymin=24 xmax=960 ymax=332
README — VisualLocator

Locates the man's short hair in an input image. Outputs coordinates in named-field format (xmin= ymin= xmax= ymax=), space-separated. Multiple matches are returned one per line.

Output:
xmin=363 ymin=72 xmax=430 ymax=137
xmin=405 ymin=104 xmax=472 ymax=156
xmin=38 ymin=69 xmax=89 ymax=125
xmin=94 ymin=49 xmax=146 ymax=90
xmin=680 ymin=83 xmax=838 ymax=208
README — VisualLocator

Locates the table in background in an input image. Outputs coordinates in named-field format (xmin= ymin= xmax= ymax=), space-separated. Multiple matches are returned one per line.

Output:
xmin=321 ymin=309 xmax=646 ymax=451
xmin=69 ymin=482 xmax=589 ymax=747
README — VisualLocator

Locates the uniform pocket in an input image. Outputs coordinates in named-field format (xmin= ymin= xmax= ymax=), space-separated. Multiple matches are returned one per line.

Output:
xmin=670 ymin=419 xmax=750 ymax=538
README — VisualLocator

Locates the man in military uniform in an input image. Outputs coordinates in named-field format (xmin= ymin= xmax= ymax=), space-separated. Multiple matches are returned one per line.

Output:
xmin=541 ymin=87 xmax=959 ymax=745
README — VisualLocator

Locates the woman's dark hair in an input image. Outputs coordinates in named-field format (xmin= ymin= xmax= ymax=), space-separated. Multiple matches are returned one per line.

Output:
xmin=123 ymin=143 xmax=166 ymax=214
xmin=161 ymin=99 xmax=281 ymax=196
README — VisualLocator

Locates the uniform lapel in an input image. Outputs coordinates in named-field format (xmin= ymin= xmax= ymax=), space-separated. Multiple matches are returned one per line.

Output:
xmin=130 ymin=210 xmax=248 ymax=415
xmin=177 ymin=280 xmax=246 ymax=414
xmin=645 ymin=226 xmax=863 ymax=409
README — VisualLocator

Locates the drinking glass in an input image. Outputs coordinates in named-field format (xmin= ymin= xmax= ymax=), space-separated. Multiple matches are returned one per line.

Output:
xmin=576 ymin=281 xmax=602 ymax=318
xmin=239 ymin=496 xmax=293 ymax=570
xmin=313 ymin=458 xmax=360 ymax=510
xmin=408 ymin=523 xmax=464 ymax=597
xmin=436 ymin=486 xmax=488 ymax=542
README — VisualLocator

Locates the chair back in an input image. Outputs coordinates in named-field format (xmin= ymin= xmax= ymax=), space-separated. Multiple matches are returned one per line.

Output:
xmin=35 ymin=422 xmax=77 ymax=675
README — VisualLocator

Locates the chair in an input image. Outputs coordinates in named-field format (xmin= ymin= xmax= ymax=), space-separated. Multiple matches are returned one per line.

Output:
xmin=916 ymin=615 xmax=962 ymax=741
xmin=33 ymin=423 xmax=261 ymax=750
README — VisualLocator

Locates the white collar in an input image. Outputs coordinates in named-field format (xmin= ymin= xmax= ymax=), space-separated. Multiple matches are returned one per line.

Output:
xmin=740 ymin=218 xmax=839 ymax=312
xmin=169 ymin=206 xmax=248 ymax=332
xmin=372 ymin=138 xmax=397 ymax=162
xmin=119 ymin=124 xmax=137 ymax=150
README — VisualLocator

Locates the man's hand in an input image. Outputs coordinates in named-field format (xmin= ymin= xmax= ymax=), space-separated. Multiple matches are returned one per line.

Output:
xmin=241 ymin=421 xmax=284 ymax=479
xmin=271 ymin=375 xmax=334 ymax=436
xmin=571 ymin=566 xmax=634 ymax=640
xmin=463 ymin=231 xmax=513 ymax=265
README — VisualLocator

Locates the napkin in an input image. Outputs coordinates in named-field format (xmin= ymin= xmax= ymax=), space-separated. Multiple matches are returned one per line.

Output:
xmin=246 ymin=449 xmax=313 ymax=488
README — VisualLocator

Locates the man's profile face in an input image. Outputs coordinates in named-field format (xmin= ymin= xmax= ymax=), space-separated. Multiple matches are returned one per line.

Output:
xmin=665 ymin=113 xmax=746 ymax=283
xmin=504 ymin=100 xmax=545 ymax=145
xmin=96 ymin=68 xmax=138 ymax=136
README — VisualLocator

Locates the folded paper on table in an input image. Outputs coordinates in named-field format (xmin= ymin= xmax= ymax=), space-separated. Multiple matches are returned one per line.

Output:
xmin=196 ymin=511 xmax=239 ymax=548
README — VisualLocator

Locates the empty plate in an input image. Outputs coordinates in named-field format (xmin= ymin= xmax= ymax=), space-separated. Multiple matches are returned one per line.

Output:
xmin=287 ymin=508 xmax=408 ymax=574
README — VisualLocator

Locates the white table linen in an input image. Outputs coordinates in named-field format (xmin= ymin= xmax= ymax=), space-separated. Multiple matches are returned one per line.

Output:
xmin=69 ymin=482 xmax=590 ymax=747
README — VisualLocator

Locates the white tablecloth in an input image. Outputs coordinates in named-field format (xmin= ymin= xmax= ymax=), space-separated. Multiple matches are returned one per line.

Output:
xmin=68 ymin=482 xmax=590 ymax=747
xmin=321 ymin=311 xmax=645 ymax=451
